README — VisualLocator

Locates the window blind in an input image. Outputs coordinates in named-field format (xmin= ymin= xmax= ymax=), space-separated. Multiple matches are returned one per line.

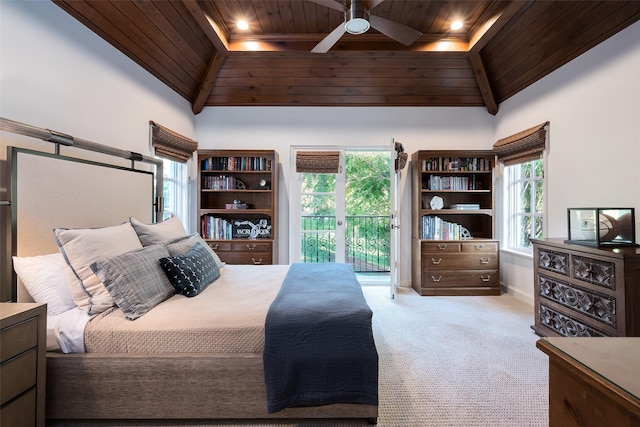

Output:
xmin=150 ymin=121 xmax=198 ymax=163
xmin=493 ymin=121 xmax=549 ymax=165
xmin=296 ymin=151 xmax=340 ymax=173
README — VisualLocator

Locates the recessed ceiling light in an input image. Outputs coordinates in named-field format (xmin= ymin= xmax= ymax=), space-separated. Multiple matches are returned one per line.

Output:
xmin=237 ymin=20 xmax=249 ymax=30
xmin=451 ymin=20 xmax=463 ymax=31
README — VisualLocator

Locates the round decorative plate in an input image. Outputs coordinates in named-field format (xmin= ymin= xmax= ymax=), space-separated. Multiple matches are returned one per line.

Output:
xmin=430 ymin=195 xmax=444 ymax=210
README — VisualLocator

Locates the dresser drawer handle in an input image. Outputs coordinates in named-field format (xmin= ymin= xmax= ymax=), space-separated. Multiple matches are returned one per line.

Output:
xmin=480 ymin=257 xmax=490 ymax=264
xmin=431 ymin=258 xmax=442 ymax=265
xmin=431 ymin=275 xmax=442 ymax=282
xmin=209 ymin=243 xmax=219 ymax=250
xmin=246 ymin=244 xmax=256 ymax=250
xmin=252 ymin=258 xmax=262 ymax=265
xmin=437 ymin=244 xmax=447 ymax=250
xmin=474 ymin=244 xmax=485 ymax=250
xmin=481 ymin=275 xmax=491 ymax=282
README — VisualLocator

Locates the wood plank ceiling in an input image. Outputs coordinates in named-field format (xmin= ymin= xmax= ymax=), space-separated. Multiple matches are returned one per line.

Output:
xmin=53 ymin=1 xmax=640 ymax=115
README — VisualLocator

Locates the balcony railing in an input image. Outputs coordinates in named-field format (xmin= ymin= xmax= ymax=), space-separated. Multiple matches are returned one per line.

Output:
xmin=301 ymin=215 xmax=390 ymax=273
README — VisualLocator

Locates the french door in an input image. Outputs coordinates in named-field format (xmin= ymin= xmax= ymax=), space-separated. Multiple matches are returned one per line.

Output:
xmin=291 ymin=148 xmax=347 ymax=264
xmin=290 ymin=144 xmax=399 ymax=296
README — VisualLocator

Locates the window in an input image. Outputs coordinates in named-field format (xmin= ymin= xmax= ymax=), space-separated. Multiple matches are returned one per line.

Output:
xmin=503 ymin=159 xmax=544 ymax=251
xmin=160 ymin=158 xmax=189 ymax=224
xmin=149 ymin=121 xmax=198 ymax=230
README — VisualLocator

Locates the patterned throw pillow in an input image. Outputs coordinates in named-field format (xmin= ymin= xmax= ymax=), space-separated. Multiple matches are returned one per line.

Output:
xmin=91 ymin=245 xmax=175 ymax=320
xmin=159 ymin=242 xmax=220 ymax=297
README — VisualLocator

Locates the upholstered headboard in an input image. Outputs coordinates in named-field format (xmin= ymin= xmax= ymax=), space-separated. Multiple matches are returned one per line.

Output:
xmin=6 ymin=147 xmax=155 ymax=302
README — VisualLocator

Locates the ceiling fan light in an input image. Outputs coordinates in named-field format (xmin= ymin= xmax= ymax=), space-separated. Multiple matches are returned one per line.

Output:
xmin=345 ymin=17 xmax=370 ymax=34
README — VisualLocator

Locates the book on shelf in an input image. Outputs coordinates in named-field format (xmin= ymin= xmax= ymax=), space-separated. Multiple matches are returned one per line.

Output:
xmin=450 ymin=203 xmax=480 ymax=210
xmin=423 ymin=175 xmax=478 ymax=191
xmin=201 ymin=216 xmax=272 ymax=240
xmin=202 ymin=175 xmax=238 ymax=190
xmin=422 ymin=157 xmax=491 ymax=172
xmin=201 ymin=215 xmax=234 ymax=240
xmin=421 ymin=215 xmax=472 ymax=240
xmin=201 ymin=156 xmax=273 ymax=171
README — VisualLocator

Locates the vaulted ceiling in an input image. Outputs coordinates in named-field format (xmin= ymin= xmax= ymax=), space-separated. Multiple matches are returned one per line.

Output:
xmin=53 ymin=1 xmax=640 ymax=115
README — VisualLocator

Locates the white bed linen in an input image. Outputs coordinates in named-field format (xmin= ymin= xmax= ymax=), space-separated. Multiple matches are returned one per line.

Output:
xmin=47 ymin=307 xmax=91 ymax=353
xmin=82 ymin=264 xmax=288 ymax=354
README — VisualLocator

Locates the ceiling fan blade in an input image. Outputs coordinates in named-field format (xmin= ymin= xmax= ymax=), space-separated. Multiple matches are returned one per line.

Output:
xmin=369 ymin=14 xmax=423 ymax=46
xmin=307 ymin=0 xmax=348 ymax=12
xmin=363 ymin=0 xmax=386 ymax=10
xmin=311 ymin=23 xmax=347 ymax=53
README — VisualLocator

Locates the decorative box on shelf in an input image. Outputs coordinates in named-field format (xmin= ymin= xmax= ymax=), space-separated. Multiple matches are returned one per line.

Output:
xmin=225 ymin=200 xmax=248 ymax=209
xmin=565 ymin=208 xmax=636 ymax=247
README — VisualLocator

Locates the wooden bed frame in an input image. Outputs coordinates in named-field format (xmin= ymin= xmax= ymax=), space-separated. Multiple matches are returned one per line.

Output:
xmin=5 ymin=147 xmax=378 ymax=424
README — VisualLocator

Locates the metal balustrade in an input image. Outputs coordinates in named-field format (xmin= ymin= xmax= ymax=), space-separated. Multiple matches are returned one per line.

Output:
xmin=301 ymin=215 xmax=390 ymax=273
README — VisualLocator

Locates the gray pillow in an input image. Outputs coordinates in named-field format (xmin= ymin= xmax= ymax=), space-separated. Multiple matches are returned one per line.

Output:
xmin=164 ymin=233 xmax=226 ymax=269
xmin=130 ymin=215 xmax=187 ymax=246
xmin=91 ymin=245 xmax=175 ymax=320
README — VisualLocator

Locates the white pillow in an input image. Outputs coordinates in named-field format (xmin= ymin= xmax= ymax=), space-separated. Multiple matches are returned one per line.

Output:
xmin=12 ymin=253 xmax=76 ymax=315
xmin=130 ymin=215 xmax=187 ymax=246
xmin=54 ymin=222 xmax=143 ymax=315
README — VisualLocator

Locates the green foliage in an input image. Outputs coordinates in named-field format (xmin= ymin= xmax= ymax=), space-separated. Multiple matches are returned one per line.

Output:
xmin=299 ymin=151 xmax=392 ymax=271
xmin=345 ymin=151 xmax=391 ymax=216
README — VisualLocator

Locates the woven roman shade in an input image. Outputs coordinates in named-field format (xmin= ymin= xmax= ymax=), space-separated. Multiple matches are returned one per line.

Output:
xmin=150 ymin=121 xmax=198 ymax=162
xmin=493 ymin=122 xmax=549 ymax=165
xmin=296 ymin=151 xmax=340 ymax=173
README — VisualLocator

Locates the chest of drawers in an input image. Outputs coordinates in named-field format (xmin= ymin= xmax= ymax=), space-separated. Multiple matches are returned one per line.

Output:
xmin=532 ymin=238 xmax=640 ymax=337
xmin=0 ymin=303 xmax=46 ymax=427
xmin=207 ymin=240 xmax=273 ymax=265
xmin=413 ymin=239 xmax=500 ymax=296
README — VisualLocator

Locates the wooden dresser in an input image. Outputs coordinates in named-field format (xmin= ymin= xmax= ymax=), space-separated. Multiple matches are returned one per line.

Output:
xmin=531 ymin=238 xmax=640 ymax=337
xmin=206 ymin=240 xmax=273 ymax=265
xmin=414 ymin=239 xmax=500 ymax=296
xmin=0 ymin=303 xmax=46 ymax=427
xmin=537 ymin=337 xmax=640 ymax=426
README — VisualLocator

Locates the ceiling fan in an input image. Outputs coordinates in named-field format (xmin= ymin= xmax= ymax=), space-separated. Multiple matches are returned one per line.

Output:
xmin=309 ymin=0 xmax=423 ymax=53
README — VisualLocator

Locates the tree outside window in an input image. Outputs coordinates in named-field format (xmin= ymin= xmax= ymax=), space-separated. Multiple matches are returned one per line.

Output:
xmin=505 ymin=159 xmax=544 ymax=250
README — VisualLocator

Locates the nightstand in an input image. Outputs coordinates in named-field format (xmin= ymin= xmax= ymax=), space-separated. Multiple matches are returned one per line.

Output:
xmin=1 ymin=303 xmax=47 ymax=427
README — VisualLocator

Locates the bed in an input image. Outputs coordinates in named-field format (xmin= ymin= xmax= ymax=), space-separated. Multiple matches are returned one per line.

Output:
xmin=4 ymin=146 xmax=378 ymax=424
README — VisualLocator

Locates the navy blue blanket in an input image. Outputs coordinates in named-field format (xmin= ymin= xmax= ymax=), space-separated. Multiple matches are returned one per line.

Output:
xmin=263 ymin=263 xmax=378 ymax=413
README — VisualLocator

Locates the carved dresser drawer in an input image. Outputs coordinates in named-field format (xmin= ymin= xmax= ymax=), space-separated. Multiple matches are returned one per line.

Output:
xmin=416 ymin=239 xmax=500 ymax=296
xmin=532 ymin=238 xmax=640 ymax=337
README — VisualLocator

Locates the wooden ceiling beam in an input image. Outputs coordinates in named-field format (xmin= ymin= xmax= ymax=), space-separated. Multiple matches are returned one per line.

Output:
xmin=182 ymin=0 xmax=229 ymax=53
xmin=182 ymin=0 xmax=229 ymax=114
xmin=468 ymin=0 xmax=533 ymax=54
xmin=227 ymin=34 xmax=469 ymax=52
xmin=468 ymin=53 xmax=497 ymax=115
xmin=193 ymin=53 xmax=227 ymax=115
xmin=466 ymin=1 xmax=532 ymax=115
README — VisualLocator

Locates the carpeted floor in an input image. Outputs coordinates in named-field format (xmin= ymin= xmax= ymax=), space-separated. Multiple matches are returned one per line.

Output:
xmin=48 ymin=286 xmax=549 ymax=427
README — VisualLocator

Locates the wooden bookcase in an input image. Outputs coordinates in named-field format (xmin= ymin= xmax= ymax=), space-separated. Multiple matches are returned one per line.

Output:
xmin=411 ymin=150 xmax=499 ymax=296
xmin=197 ymin=149 xmax=278 ymax=265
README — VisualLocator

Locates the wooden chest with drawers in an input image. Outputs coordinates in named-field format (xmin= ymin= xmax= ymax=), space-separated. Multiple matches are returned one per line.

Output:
xmin=531 ymin=238 xmax=640 ymax=337
xmin=412 ymin=239 xmax=500 ymax=296
xmin=207 ymin=240 xmax=273 ymax=265
xmin=0 ymin=303 xmax=47 ymax=427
